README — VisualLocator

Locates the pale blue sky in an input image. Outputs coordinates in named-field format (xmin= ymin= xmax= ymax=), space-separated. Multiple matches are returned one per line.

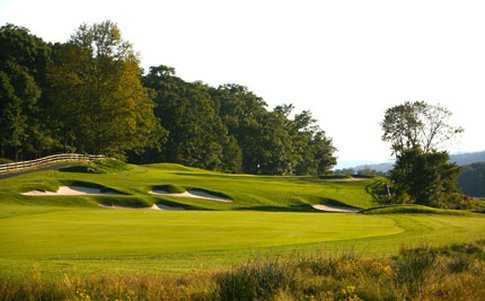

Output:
xmin=1 ymin=0 xmax=484 ymax=167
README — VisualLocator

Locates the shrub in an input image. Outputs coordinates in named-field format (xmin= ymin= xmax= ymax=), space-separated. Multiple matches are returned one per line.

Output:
xmin=393 ymin=246 xmax=438 ymax=295
xmin=365 ymin=177 xmax=409 ymax=205
xmin=2 ymin=242 xmax=485 ymax=301
xmin=213 ymin=260 xmax=291 ymax=301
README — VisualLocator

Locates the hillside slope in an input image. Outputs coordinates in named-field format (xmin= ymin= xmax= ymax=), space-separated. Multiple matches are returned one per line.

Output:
xmin=459 ymin=162 xmax=485 ymax=197
xmin=351 ymin=150 xmax=485 ymax=173
xmin=0 ymin=162 xmax=376 ymax=211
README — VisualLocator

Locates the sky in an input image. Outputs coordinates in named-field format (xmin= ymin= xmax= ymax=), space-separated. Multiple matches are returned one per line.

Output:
xmin=1 ymin=0 xmax=484 ymax=168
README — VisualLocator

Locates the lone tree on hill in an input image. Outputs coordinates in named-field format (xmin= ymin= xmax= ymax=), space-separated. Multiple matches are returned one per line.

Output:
xmin=382 ymin=101 xmax=463 ymax=155
xmin=375 ymin=101 xmax=464 ymax=207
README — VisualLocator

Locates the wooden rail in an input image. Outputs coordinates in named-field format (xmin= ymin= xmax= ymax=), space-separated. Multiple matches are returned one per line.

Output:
xmin=0 ymin=153 xmax=105 ymax=175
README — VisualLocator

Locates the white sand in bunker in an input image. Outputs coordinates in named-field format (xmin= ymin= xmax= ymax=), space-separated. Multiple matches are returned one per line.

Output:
xmin=98 ymin=203 xmax=185 ymax=211
xmin=21 ymin=186 xmax=123 ymax=196
xmin=311 ymin=204 xmax=361 ymax=213
xmin=149 ymin=189 xmax=232 ymax=203
xmin=322 ymin=177 xmax=369 ymax=182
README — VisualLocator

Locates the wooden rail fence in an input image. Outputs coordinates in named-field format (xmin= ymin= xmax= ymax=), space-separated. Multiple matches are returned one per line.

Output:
xmin=0 ymin=153 xmax=105 ymax=175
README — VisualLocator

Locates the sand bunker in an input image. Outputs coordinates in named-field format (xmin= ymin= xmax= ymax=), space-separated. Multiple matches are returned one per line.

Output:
xmin=322 ymin=177 xmax=369 ymax=182
xmin=312 ymin=204 xmax=361 ymax=213
xmin=22 ymin=186 xmax=123 ymax=196
xmin=150 ymin=189 xmax=232 ymax=203
xmin=152 ymin=203 xmax=185 ymax=210
xmin=98 ymin=203 xmax=184 ymax=211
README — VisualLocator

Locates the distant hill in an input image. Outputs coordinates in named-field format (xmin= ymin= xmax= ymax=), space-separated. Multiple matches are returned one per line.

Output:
xmin=351 ymin=150 xmax=485 ymax=173
xmin=452 ymin=151 xmax=485 ymax=166
xmin=459 ymin=162 xmax=485 ymax=198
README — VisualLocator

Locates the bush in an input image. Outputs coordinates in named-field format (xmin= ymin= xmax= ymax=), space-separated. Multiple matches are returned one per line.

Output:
xmin=393 ymin=247 xmax=438 ymax=295
xmin=366 ymin=178 xmax=409 ymax=204
xmin=213 ymin=260 xmax=291 ymax=300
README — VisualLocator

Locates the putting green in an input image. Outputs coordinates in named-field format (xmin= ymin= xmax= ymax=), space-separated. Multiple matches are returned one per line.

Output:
xmin=0 ymin=208 xmax=402 ymax=259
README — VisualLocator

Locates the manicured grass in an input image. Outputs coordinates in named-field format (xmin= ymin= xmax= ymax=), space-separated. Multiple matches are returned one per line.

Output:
xmin=361 ymin=204 xmax=469 ymax=215
xmin=0 ymin=162 xmax=376 ymax=210
xmin=0 ymin=163 xmax=485 ymax=278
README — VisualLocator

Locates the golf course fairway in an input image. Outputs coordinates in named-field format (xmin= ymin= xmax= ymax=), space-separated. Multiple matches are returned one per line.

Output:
xmin=1 ymin=162 xmax=485 ymax=276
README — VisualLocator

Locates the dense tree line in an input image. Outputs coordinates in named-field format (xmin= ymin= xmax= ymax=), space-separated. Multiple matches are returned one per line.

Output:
xmin=0 ymin=22 xmax=336 ymax=175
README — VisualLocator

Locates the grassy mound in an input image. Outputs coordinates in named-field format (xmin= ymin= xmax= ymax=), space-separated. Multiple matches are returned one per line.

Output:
xmin=143 ymin=163 xmax=199 ymax=172
xmin=187 ymin=187 xmax=233 ymax=200
xmin=60 ymin=158 xmax=129 ymax=174
xmin=152 ymin=184 xmax=186 ymax=193
xmin=96 ymin=196 xmax=151 ymax=208
xmin=154 ymin=198 xmax=201 ymax=210
xmin=20 ymin=179 xmax=60 ymax=193
xmin=362 ymin=204 xmax=467 ymax=215
xmin=317 ymin=198 xmax=362 ymax=210
xmin=20 ymin=179 xmax=129 ymax=196
xmin=59 ymin=180 xmax=129 ymax=195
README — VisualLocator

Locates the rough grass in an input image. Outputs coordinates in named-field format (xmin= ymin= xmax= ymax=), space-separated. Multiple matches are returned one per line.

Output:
xmin=1 ymin=241 xmax=484 ymax=301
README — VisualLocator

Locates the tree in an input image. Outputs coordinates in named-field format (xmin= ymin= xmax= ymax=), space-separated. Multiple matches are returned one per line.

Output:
xmin=390 ymin=148 xmax=460 ymax=206
xmin=273 ymin=106 xmax=336 ymax=176
xmin=380 ymin=101 xmax=463 ymax=207
xmin=142 ymin=66 xmax=236 ymax=170
xmin=212 ymin=86 xmax=336 ymax=175
xmin=46 ymin=21 xmax=163 ymax=157
xmin=0 ymin=24 xmax=56 ymax=160
xmin=212 ymin=84 xmax=269 ymax=173
xmin=382 ymin=101 xmax=463 ymax=155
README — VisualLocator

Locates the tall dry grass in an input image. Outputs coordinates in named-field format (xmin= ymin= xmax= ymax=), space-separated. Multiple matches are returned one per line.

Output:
xmin=1 ymin=241 xmax=485 ymax=301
